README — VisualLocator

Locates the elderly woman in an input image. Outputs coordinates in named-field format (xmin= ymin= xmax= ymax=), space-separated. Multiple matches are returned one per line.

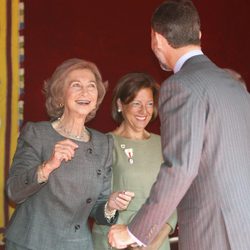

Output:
xmin=5 ymin=58 xmax=134 ymax=250
xmin=92 ymin=72 xmax=177 ymax=250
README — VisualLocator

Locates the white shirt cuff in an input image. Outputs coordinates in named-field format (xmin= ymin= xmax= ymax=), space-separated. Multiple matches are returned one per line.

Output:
xmin=127 ymin=228 xmax=146 ymax=247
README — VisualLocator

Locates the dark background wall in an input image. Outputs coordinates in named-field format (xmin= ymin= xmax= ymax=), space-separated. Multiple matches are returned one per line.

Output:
xmin=23 ymin=0 xmax=250 ymax=134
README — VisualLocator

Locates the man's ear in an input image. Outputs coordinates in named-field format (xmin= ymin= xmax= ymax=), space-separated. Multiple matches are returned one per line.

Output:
xmin=154 ymin=31 xmax=168 ymax=48
xmin=151 ymin=28 xmax=156 ymax=38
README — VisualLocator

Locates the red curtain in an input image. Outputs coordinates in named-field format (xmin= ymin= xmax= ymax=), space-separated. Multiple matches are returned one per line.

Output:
xmin=23 ymin=0 xmax=250 ymax=133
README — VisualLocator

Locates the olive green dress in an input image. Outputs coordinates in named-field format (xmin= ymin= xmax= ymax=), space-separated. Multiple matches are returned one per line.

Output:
xmin=92 ymin=133 xmax=177 ymax=250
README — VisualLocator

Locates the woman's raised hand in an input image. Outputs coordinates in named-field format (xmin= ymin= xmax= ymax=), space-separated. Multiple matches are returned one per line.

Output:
xmin=43 ymin=139 xmax=79 ymax=174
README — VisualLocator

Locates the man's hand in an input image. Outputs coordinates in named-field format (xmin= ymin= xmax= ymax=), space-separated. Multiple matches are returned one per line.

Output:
xmin=108 ymin=224 xmax=136 ymax=249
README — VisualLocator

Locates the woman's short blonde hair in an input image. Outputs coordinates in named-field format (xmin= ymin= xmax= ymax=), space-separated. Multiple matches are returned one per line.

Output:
xmin=44 ymin=58 xmax=108 ymax=122
xmin=111 ymin=72 xmax=160 ymax=123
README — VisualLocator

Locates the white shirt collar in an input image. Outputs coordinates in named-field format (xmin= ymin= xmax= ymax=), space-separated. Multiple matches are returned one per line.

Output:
xmin=174 ymin=50 xmax=203 ymax=73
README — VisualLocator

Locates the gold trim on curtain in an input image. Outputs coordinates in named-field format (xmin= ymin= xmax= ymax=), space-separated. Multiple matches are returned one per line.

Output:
xmin=0 ymin=0 xmax=22 ymax=243
xmin=0 ymin=0 xmax=8 ymax=242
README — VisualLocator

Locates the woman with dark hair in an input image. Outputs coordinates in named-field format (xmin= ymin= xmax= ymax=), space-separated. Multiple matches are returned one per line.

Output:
xmin=92 ymin=72 xmax=177 ymax=250
xmin=5 ymin=58 xmax=134 ymax=250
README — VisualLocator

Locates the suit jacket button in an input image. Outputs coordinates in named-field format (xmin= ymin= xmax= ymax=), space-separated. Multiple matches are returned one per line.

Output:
xmin=87 ymin=148 xmax=92 ymax=154
xmin=74 ymin=224 xmax=80 ymax=232
xmin=86 ymin=198 xmax=92 ymax=203
xmin=97 ymin=169 xmax=102 ymax=175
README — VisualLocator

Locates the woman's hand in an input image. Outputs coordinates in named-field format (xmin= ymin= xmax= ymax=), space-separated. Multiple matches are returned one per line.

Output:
xmin=107 ymin=191 xmax=135 ymax=211
xmin=42 ymin=139 xmax=79 ymax=176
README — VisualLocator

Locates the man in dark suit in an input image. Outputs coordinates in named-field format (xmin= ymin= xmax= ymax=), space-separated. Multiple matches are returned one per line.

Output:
xmin=108 ymin=1 xmax=250 ymax=249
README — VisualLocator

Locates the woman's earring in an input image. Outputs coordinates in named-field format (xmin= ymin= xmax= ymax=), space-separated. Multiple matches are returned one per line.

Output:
xmin=117 ymin=108 xmax=121 ymax=112
xmin=59 ymin=103 xmax=64 ymax=108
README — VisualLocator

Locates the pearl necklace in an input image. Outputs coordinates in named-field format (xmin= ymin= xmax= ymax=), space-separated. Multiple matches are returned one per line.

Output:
xmin=53 ymin=119 xmax=90 ymax=142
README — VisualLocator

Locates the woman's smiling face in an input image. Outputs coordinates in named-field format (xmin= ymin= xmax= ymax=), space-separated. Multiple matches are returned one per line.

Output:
xmin=63 ymin=68 xmax=98 ymax=118
xmin=120 ymin=88 xmax=154 ymax=132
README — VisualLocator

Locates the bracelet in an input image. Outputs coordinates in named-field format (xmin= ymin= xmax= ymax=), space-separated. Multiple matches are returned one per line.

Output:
xmin=37 ymin=162 xmax=49 ymax=184
xmin=104 ymin=202 xmax=116 ymax=220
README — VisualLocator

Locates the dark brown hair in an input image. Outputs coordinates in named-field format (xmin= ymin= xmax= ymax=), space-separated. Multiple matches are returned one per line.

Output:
xmin=151 ymin=0 xmax=201 ymax=48
xmin=111 ymin=72 xmax=159 ymax=123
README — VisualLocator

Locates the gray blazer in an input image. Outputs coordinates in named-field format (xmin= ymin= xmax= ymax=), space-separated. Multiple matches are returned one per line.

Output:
xmin=5 ymin=121 xmax=115 ymax=250
xmin=128 ymin=55 xmax=250 ymax=250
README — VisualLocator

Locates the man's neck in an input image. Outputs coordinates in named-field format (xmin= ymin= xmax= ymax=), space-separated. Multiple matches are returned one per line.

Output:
xmin=168 ymin=45 xmax=202 ymax=73
xmin=173 ymin=45 xmax=201 ymax=66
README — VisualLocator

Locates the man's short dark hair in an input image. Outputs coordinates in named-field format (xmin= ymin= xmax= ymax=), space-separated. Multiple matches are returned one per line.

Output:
xmin=151 ymin=0 xmax=201 ymax=48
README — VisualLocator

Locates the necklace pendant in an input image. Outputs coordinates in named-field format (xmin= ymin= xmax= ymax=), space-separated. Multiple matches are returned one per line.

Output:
xmin=128 ymin=158 xmax=134 ymax=164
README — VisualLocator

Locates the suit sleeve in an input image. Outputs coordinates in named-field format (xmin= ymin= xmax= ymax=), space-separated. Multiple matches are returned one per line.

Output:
xmin=6 ymin=122 xmax=46 ymax=204
xmin=90 ymin=134 xmax=118 ymax=225
xmin=128 ymin=78 xmax=207 ymax=245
